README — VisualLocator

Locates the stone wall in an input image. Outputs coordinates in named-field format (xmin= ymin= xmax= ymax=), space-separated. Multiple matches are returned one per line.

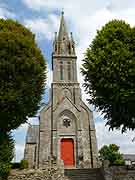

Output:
xmin=24 ymin=143 xmax=37 ymax=169
xmin=8 ymin=168 xmax=69 ymax=180
xmin=103 ymin=166 xmax=135 ymax=180
xmin=8 ymin=166 xmax=135 ymax=180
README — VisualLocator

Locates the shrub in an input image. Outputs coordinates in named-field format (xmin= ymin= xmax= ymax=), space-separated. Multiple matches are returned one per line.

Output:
xmin=99 ymin=144 xmax=125 ymax=166
xmin=20 ymin=160 xmax=28 ymax=169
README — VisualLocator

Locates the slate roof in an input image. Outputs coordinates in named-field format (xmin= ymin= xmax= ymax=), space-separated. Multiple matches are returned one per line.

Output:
xmin=122 ymin=154 xmax=135 ymax=161
xmin=26 ymin=125 xmax=39 ymax=144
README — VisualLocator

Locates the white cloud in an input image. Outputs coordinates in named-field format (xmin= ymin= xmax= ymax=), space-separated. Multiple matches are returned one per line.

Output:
xmin=0 ymin=6 xmax=15 ymax=19
xmin=23 ymin=0 xmax=135 ymax=73
xmin=96 ymin=120 xmax=135 ymax=154
xmin=23 ymin=0 xmax=135 ymax=59
xmin=23 ymin=0 xmax=105 ymax=13
xmin=107 ymin=0 xmax=135 ymax=11
xmin=24 ymin=14 xmax=59 ymax=40
xmin=46 ymin=65 xmax=52 ymax=88
xmin=13 ymin=144 xmax=25 ymax=162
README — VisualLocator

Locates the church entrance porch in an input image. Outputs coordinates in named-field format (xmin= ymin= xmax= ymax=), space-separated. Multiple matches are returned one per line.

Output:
xmin=60 ymin=138 xmax=75 ymax=167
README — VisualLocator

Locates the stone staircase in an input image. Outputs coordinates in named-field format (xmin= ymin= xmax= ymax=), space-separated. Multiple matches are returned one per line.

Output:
xmin=64 ymin=168 xmax=105 ymax=180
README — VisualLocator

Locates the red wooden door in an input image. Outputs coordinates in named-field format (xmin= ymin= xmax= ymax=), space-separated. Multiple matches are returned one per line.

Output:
xmin=61 ymin=139 xmax=75 ymax=166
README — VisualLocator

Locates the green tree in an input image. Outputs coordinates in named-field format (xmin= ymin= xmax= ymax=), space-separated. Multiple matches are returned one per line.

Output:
xmin=99 ymin=144 xmax=125 ymax=166
xmin=0 ymin=131 xmax=14 ymax=179
xmin=0 ymin=19 xmax=46 ymax=131
xmin=82 ymin=20 xmax=135 ymax=132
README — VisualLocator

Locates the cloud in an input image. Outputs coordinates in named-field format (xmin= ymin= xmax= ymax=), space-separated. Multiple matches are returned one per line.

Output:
xmin=12 ymin=124 xmax=27 ymax=162
xmin=23 ymin=0 xmax=105 ymax=13
xmin=107 ymin=0 xmax=135 ymax=11
xmin=46 ymin=65 xmax=52 ymax=88
xmin=23 ymin=0 xmax=59 ymax=11
xmin=23 ymin=0 xmax=135 ymax=72
xmin=13 ymin=144 xmax=25 ymax=162
xmin=24 ymin=14 xmax=59 ymax=40
xmin=0 ymin=6 xmax=15 ymax=19
xmin=96 ymin=120 xmax=135 ymax=154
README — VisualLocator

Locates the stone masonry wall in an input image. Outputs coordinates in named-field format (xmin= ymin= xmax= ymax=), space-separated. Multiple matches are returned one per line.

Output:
xmin=8 ymin=168 xmax=70 ymax=180
xmin=103 ymin=166 xmax=135 ymax=180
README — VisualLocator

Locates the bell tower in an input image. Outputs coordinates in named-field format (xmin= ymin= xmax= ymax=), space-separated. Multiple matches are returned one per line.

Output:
xmin=51 ymin=11 xmax=80 ymax=108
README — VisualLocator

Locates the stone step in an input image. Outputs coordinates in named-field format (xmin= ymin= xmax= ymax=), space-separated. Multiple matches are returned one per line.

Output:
xmin=65 ymin=168 xmax=98 ymax=172
xmin=64 ymin=168 xmax=105 ymax=180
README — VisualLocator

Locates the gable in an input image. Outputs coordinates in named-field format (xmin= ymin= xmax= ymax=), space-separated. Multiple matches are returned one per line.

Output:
xmin=53 ymin=96 xmax=80 ymax=113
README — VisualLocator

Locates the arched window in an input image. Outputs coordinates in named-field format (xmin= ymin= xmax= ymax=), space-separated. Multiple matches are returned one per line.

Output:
xmin=67 ymin=62 xmax=71 ymax=81
xmin=60 ymin=61 xmax=63 ymax=80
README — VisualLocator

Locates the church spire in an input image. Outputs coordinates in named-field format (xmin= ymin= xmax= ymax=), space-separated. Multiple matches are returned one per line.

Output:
xmin=53 ymin=11 xmax=76 ymax=55
xmin=58 ymin=11 xmax=69 ymax=41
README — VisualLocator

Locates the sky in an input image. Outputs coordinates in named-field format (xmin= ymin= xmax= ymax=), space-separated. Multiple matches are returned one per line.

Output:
xmin=0 ymin=0 xmax=135 ymax=162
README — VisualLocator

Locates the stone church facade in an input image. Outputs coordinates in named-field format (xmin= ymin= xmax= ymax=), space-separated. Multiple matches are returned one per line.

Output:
xmin=24 ymin=12 xmax=98 ymax=169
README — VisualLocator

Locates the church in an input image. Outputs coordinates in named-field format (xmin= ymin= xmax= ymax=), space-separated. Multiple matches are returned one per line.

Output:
xmin=24 ymin=12 xmax=98 ymax=169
